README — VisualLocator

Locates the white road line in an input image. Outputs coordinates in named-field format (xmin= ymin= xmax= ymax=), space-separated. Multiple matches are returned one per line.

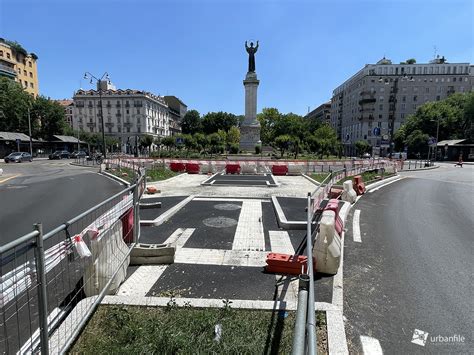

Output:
xmin=360 ymin=335 xmax=384 ymax=355
xmin=116 ymin=265 xmax=168 ymax=297
xmin=174 ymin=248 xmax=267 ymax=267
xmin=269 ymin=231 xmax=294 ymax=254
xmin=232 ymin=200 xmax=265 ymax=251
xmin=164 ymin=228 xmax=195 ymax=249
xmin=368 ymin=177 xmax=403 ymax=193
xmin=353 ymin=210 xmax=362 ymax=243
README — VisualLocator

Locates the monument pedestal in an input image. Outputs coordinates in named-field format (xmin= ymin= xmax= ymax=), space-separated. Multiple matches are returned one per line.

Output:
xmin=240 ymin=71 xmax=261 ymax=151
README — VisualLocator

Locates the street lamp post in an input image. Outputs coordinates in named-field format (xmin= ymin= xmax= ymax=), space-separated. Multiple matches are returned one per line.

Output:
xmin=27 ymin=107 xmax=33 ymax=157
xmin=435 ymin=115 xmax=440 ymax=161
xmin=83 ymin=72 xmax=110 ymax=159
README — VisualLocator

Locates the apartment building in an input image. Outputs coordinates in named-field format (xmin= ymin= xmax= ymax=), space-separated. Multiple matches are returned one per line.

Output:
xmin=306 ymin=101 xmax=331 ymax=125
xmin=55 ymin=99 xmax=74 ymax=128
xmin=72 ymin=86 xmax=170 ymax=153
xmin=0 ymin=38 xmax=39 ymax=96
xmin=330 ymin=56 xmax=473 ymax=156
xmin=163 ymin=95 xmax=187 ymax=135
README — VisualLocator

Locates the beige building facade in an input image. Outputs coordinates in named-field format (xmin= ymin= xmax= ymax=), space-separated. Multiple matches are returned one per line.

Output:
xmin=0 ymin=38 xmax=39 ymax=96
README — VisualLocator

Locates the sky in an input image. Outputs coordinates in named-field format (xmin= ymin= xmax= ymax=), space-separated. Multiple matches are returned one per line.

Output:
xmin=1 ymin=0 xmax=473 ymax=116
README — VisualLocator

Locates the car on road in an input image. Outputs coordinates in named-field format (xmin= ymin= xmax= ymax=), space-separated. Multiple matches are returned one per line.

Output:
xmin=49 ymin=150 xmax=70 ymax=159
xmin=362 ymin=153 xmax=371 ymax=159
xmin=70 ymin=150 xmax=88 ymax=159
xmin=4 ymin=152 xmax=33 ymax=163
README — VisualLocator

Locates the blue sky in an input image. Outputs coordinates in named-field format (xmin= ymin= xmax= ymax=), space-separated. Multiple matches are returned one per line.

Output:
xmin=1 ymin=0 xmax=473 ymax=116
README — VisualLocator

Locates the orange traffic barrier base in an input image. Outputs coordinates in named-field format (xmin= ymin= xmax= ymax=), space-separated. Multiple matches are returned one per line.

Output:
xmin=265 ymin=253 xmax=315 ymax=275
xmin=146 ymin=186 xmax=160 ymax=194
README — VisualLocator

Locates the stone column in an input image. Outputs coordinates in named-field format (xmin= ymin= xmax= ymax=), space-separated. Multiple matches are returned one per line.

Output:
xmin=239 ymin=72 xmax=261 ymax=151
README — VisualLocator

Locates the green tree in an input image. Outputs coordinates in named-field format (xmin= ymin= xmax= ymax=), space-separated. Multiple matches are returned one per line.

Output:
xmin=406 ymin=58 xmax=416 ymax=64
xmin=274 ymin=134 xmax=292 ymax=158
xmin=0 ymin=77 xmax=35 ymax=134
xmin=313 ymin=124 xmax=338 ymax=158
xmin=257 ymin=107 xmax=281 ymax=145
xmin=161 ymin=136 xmax=175 ymax=151
xmin=226 ymin=126 xmax=240 ymax=145
xmin=32 ymin=96 xmax=67 ymax=139
xmin=208 ymin=132 xmax=224 ymax=156
xmin=193 ymin=132 xmax=208 ymax=153
xmin=201 ymin=111 xmax=238 ymax=134
xmin=406 ymin=129 xmax=429 ymax=158
xmin=183 ymin=134 xmax=197 ymax=156
xmin=355 ymin=140 xmax=371 ymax=156
xmin=140 ymin=134 xmax=154 ymax=154
xmin=181 ymin=110 xmax=201 ymax=134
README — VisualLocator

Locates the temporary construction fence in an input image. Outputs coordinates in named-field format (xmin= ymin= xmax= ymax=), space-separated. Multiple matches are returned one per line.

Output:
xmin=104 ymin=157 xmax=402 ymax=176
xmin=291 ymin=161 xmax=397 ymax=355
xmin=0 ymin=169 xmax=146 ymax=354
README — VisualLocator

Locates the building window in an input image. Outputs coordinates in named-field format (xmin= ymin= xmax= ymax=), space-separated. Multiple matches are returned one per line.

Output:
xmin=23 ymin=70 xmax=27 ymax=76
xmin=402 ymin=96 xmax=406 ymax=102
xmin=90 ymin=127 xmax=94 ymax=132
xmin=379 ymin=104 xmax=383 ymax=110
xmin=7 ymin=53 xmax=10 ymax=59
xmin=436 ymin=96 xmax=441 ymax=101
xmin=413 ymin=104 xmax=417 ymax=110
xmin=413 ymin=95 xmax=417 ymax=101
xmin=137 ymin=108 xmax=140 ymax=114
xmin=401 ymin=103 xmax=406 ymax=110
xmin=117 ymin=126 xmax=121 ymax=132
xmin=425 ymin=87 xmax=429 ymax=93
xmin=380 ymin=87 xmax=385 ymax=93
xmin=413 ymin=87 xmax=418 ymax=92
xmin=137 ymin=126 xmax=141 ymax=133
xmin=30 ymin=82 xmax=34 ymax=88
xmin=453 ymin=77 xmax=456 ymax=82
xmin=127 ymin=127 xmax=130 ymax=133
xmin=108 ymin=127 xmax=112 ymax=133
xmin=29 ymin=72 xmax=33 ymax=78
xmin=29 ymin=62 xmax=32 ymax=67
xmin=126 ymin=109 xmax=129 ymax=114
xmin=401 ymin=113 xmax=405 ymax=119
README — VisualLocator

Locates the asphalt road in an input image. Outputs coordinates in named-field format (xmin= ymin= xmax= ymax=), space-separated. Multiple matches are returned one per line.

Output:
xmin=344 ymin=163 xmax=473 ymax=354
xmin=0 ymin=160 xmax=124 ymax=246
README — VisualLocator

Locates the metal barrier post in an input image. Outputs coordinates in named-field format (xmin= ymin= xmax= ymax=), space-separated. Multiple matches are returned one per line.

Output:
xmin=34 ymin=223 xmax=49 ymax=355
xmin=305 ymin=193 xmax=317 ymax=355
xmin=133 ymin=177 xmax=140 ymax=244
xmin=291 ymin=274 xmax=310 ymax=355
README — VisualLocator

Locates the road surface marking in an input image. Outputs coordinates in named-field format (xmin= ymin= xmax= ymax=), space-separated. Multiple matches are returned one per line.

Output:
xmin=117 ymin=265 xmax=168 ymax=296
xmin=0 ymin=174 xmax=21 ymax=184
xmin=165 ymin=228 xmax=195 ymax=249
xmin=353 ymin=209 xmax=362 ymax=243
xmin=174 ymin=248 xmax=267 ymax=266
xmin=232 ymin=200 xmax=265 ymax=251
xmin=360 ymin=335 xmax=384 ymax=354
xmin=368 ymin=176 xmax=404 ymax=193
xmin=269 ymin=231 xmax=294 ymax=254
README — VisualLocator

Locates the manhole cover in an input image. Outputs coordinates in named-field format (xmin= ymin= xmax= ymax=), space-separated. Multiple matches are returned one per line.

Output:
xmin=203 ymin=217 xmax=238 ymax=228
xmin=214 ymin=203 xmax=241 ymax=211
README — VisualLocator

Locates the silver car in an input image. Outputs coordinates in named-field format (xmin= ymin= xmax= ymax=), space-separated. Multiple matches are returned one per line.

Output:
xmin=4 ymin=152 xmax=33 ymax=163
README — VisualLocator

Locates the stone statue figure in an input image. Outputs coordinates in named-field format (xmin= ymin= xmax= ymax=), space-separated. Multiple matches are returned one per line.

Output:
xmin=245 ymin=40 xmax=259 ymax=72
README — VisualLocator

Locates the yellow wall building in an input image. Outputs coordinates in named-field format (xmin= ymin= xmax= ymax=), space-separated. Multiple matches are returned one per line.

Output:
xmin=0 ymin=39 xmax=39 ymax=97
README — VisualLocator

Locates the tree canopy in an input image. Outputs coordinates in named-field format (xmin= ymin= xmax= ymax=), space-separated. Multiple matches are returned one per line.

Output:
xmin=181 ymin=109 xmax=201 ymax=134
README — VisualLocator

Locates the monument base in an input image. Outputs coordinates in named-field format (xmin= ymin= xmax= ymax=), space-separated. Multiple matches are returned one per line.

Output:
xmin=239 ymin=125 xmax=261 ymax=152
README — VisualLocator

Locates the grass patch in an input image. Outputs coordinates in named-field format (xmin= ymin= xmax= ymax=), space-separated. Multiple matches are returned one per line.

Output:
xmin=108 ymin=166 xmax=178 ymax=183
xmin=71 ymin=304 xmax=303 ymax=354
xmin=309 ymin=173 xmax=331 ymax=183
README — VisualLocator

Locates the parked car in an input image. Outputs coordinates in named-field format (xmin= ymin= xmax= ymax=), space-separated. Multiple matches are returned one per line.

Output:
xmin=70 ymin=151 xmax=88 ymax=159
xmin=4 ymin=152 xmax=33 ymax=163
xmin=362 ymin=153 xmax=371 ymax=159
xmin=49 ymin=150 xmax=70 ymax=159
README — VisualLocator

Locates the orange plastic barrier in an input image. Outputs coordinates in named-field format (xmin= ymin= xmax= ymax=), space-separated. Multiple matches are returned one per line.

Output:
xmin=324 ymin=199 xmax=343 ymax=236
xmin=121 ymin=208 xmax=134 ymax=244
xmin=226 ymin=163 xmax=241 ymax=174
xmin=170 ymin=162 xmax=186 ymax=172
xmin=353 ymin=175 xmax=366 ymax=195
xmin=146 ymin=186 xmax=159 ymax=194
xmin=265 ymin=253 xmax=314 ymax=275
xmin=185 ymin=163 xmax=200 ymax=174
xmin=272 ymin=165 xmax=288 ymax=176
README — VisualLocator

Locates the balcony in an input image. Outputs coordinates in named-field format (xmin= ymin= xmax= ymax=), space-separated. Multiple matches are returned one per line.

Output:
xmin=124 ymin=122 xmax=133 ymax=127
xmin=116 ymin=113 xmax=122 ymax=117
xmin=0 ymin=63 xmax=17 ymax=78
xmin=116 ymin=104 xmax=121 ymax=108
xmin=86 ymin=122 xmax=95 ymax=127
xmin=105 ymin=122 xmax=114 ymax=127
xmin=358 ymin=98 xmax=376 ymax=105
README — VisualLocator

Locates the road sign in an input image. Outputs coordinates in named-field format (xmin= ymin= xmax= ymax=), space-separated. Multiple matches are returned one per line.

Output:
xmin=373 ymin=127 xmax=381 ymax=136
xmin=176 ymin=137 xmax=184 ymax=144
xmin=382 ymin=134 xmax=389 ymax=140
xmin=16 ymin=138 xmax=20 ymax=144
